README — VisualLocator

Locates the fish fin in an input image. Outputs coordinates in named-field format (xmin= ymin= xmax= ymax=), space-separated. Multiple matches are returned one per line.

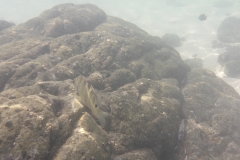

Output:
xmin=96 ymin=111 xmax=109 ymax=128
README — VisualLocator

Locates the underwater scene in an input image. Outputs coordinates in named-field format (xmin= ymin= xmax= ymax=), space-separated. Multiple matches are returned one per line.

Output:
xmin=0 ymin=0 xmax=240 ymax=159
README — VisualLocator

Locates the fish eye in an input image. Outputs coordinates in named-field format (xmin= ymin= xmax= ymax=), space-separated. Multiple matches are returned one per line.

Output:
xmin=95 ymin=104 xmax=98 ymax=108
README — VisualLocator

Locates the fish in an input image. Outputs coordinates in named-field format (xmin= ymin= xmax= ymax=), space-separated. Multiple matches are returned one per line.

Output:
xmin=73 ymin=75 xmax=109 ymax=127
xmin=174 ymin=119 xmax=187 ymax=151
xmin=198 ymin=14 xmax=207 ymax=21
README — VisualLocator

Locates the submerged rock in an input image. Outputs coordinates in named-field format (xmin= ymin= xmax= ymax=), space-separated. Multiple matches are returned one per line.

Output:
xmin=55 ymin=113 xmax=111 ymax=160
xmin=185 ymin=57 xmax=203 ymax=70
xmin=0 ymin=3 xmax=190 ymax=160
xmin=0 ymin=3 xmax=106 ymax=45
xmin=114 ymin=149 xmax=158 ymax=160
xmin=104 ymin=78 xmax=183 ymax=159
xmin=217 ymin=16 xmax=240 ymax=43
xmin=179 ymin=69 xmax=240 ymax=160
xmin=218 ymin=45 xmax=240 ymax=78
xmin=0 ymin=80 xmax=87 ymax=159
xmin=0 ymin=20 xmax=15 ymax=31
xmin=106 ymin=69 xmax=136 ymax=90
xmin=161 ymin=33 xmax=182 ymax=47
xmin=0 ymin=3 xmax=239 ymax=160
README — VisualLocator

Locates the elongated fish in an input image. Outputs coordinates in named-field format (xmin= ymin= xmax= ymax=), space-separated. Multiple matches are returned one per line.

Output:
xmin=74 ymin=75 xmax=109 ymax=127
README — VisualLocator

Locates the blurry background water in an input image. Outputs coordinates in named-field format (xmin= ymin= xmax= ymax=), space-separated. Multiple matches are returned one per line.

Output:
xmin=1 ymin=0 xmax=240 ymax=92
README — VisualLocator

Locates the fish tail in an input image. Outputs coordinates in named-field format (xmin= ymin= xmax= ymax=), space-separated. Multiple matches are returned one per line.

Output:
xmin=96 ymin=111 xmax=109 ymax=127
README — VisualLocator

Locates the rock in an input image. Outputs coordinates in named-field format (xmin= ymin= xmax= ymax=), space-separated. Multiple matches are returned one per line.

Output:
xmin=0 ymin=80 xmax=87 ymax=160
xmin=223 ymin=60 xmax=240 ymax=78
xmin=104 ymin=78 xmax=183 ymax=159
xmin=24 ymin=17 xmax=45 ymax=30
xmin=218 ymin=45 xmax=240 ymax=78
xmin=0 ymin=20 xmax=15 ymax=31
xmin=87 ymin=72 xmax=105 ymax=90
xmin=179 ymin=69 xmax=240 ymax=160
xmin=107 ymin=69 xmax=136 ymax=90
xmin=0 ymin=3 xmax=106 ymax=45
xmin=114 ymin=149 xmax=158 ymax=160
xmin=0 ymin=3 xmax=190 ymax=159
xmin=54 ymin=113 xmax=111 ymax=160
xmin=1 ymin=3 xmax=239 ymax=160
xmin=42 ymin=3 xmax=107 ymax=38
xmin=107 ymin=133 xmax=134 ymax=155
xmin=217 ymin=16 xmax=240 ymax=43
xmin=222 ymin=77 xmax=240 ymax=95
xmin=161 ymin=33 xmax=182 ymax=47
xmin=0 ymin=12 xmax=189 ymax=90
xmin=184 ymin=58 xmax=203 ymax=70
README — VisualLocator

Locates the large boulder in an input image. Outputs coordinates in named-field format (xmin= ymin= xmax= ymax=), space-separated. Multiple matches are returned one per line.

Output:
xmin=179 ymin=69 xmax=240 ymax=160
xmin=0 ymin=3 xmax=106 ymax=45
xmin=0 ymin=9 xmax=190 ymax=91
xmin=0 ymin=3 xmax=240 ymax=160
xmin=0 ymin=3 xmax=190 ymax=160
xmin=0 ymin=80 xmax=87 ymax=159
xmin=0 ymin=20 xmax=15 ymax=31
xmin=0 ymin=80 xmax=111 ymax=160
xmin=54 ymin=113 xmax=111 ymax=160
xmin=104 ymin=78 xmax=183 ymax=159
xmin=217 ymin=16 xmax=240 ymax=43
xmin=218 ymin=45 xmax=240 ymax=78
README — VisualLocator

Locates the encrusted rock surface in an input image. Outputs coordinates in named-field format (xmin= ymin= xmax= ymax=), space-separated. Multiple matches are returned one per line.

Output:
xmin=0 ymin=3 xmax=240 ymax=160
xmin=114 ymin=149 xmax=158 ymax=160
xmin=0 ymin=3 xmax=189 ymax=160
xmin=54 ymin=113 xmax=111 ymax=160
xmin=0 ymin=80 xmax=87 ymax=159
xmin=104 ymin=78 xmax=183 ymax=159
xmin=179 ymin=69 xmax=240 ymax=160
